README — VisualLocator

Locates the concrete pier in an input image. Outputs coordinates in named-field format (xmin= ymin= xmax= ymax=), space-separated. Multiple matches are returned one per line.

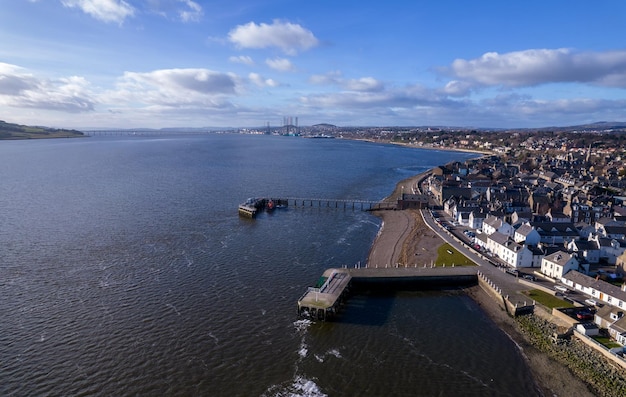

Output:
xmin=297 ymin=269 xmax=352 ymax=321
xmin=297 ymin=266 xmax=478 ymax=321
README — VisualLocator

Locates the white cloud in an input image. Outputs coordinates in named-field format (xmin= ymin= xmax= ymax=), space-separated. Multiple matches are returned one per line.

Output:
xmin=177 ymin=0 xmax=202 ymax=22
xmin=61 ymin=0 xmax=135 ymax=24
xmin=446 ymin=48 xmax=626 ymax=88
xmin=118 ymin=68 xmax=238 ymax=94
xmin=265 ymin=57 xmax=294 ymax=72
xmin=441 ymin=80 xmax=473 ymax=97
xmin=228 ymin=20 xmax=319 ymax=55
xmin=248 ymin=73 xmax=278 ymax=88
xmin=107 ymin=68 xmax=242 ymax=109
xmin=229 ymin=55 xmax=254 ymax=65
xmin=309 ymin=71 xmax=342 ymax=85
xmin=342 ymin=77 xmax=384 ymax=92
xmin=0 ymin=63 xmax=96 ymax=112
xmin=308 ymin=72 xmax=382 ymax=92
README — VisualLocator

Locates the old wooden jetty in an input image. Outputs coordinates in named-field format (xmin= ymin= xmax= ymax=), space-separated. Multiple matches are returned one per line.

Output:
xmin=297 ymin=266 xmax=478 ymax=321
xmin=239 ymin=197 xmax=397 ymax=217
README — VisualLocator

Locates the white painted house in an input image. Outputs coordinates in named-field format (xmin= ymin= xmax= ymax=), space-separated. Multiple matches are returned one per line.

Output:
xmin=541 ymin=251 xmax=579 ymax=279
xmin=486 ymin=231 xmax=534 ymax=268
xmin=514 ymin=222 xmax=541 ymax=245
xmin=482 ymin=215 xmax=514 ymax=237
xmin=562 ymin=270 xmax=626 ymax=310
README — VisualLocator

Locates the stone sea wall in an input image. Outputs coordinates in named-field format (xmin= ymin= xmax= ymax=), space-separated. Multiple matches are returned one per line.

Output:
xmin=516 ymin=314 xmax=626 ymax=397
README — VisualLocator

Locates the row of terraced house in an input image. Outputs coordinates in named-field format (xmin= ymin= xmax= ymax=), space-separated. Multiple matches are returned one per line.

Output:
xmin=426 ymin=153 xmax=626 ymax=343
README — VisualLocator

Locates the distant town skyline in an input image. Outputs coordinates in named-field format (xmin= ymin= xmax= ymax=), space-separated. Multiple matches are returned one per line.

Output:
xmin=2 ymin=1 xmax=626 ymax=129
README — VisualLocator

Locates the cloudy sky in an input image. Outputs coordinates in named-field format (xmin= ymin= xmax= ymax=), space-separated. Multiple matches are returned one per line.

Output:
xmin=2 ymin=0 xmax=626 ymax=129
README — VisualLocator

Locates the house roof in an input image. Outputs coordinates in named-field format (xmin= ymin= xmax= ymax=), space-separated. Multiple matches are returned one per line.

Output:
xmin=515 ymin=223 xmax=535 ymax=237
xmin=563 ymin=271 xmax=626 ymax=303
xmin=470 ymin=211 xmax=487 ymax=219
xmin=603 ymin=225 xmax=626 ymax=235
xmin=484 ymin=216 xmax=504 ymax=228
xmin=531 ymin=222 xmax=580 ymax=237
xmin=571 ymin=240 xmax=598 ymax=251
xmin=544 ymin=250 xmax=576 ymax=267
xmin=489 ymin=232 xmax=524 ymax=252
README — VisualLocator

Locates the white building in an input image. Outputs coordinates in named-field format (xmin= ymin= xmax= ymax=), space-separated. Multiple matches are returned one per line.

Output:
xmin=514 ymin=222 xmax=541 ymax=245
xmin=486 ymin=232 xmax=534 ymax=268
xmin=563 ymin=270 xmax=626 ymax=311
xmin=541 ymin=250 xmax=579 ymax=279
xmin=482 ymin=215 xmax=514 ymax=237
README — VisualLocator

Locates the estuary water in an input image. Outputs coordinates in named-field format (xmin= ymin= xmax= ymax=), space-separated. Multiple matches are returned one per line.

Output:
xmin=0 ymin=134 xmax=540 ymax=396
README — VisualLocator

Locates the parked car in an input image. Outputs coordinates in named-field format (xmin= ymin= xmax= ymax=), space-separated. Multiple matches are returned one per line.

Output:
xmin=522 ymin=274 xmax=536 ymax=281
xmin=505 ymin=268 xmax=520 ymax=277
xmin=576 ymin=310 xmax=594 ymax=321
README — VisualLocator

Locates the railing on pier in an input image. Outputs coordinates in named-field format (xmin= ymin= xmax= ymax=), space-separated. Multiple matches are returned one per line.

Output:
xmin=280 ymin=197 xmax=396 ymax=211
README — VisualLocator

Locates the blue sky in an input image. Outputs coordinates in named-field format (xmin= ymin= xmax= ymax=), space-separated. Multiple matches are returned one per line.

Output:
xmin=2 ymin=0 xmax=626 ymax=129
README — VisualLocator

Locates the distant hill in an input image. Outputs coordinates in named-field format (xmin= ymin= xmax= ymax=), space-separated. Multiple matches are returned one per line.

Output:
xmin=0 ymin=120 xmax=85 ymax=140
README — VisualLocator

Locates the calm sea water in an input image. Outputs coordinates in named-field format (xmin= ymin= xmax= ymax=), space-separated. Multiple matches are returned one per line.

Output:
xmin=0 ymin=134 xmax=540 ymax=396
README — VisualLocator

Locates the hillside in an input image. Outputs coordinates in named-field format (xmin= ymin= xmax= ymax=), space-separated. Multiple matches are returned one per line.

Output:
xmin=0 ymin=120 xmax=85 ymax=140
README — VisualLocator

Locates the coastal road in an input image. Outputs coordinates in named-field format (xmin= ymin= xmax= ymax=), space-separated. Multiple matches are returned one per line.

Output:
xmin=421 ymin=209 xmax=539 ymax=306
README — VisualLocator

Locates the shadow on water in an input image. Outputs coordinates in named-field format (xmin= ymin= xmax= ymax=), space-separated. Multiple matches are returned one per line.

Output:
xmin=334 ymin=292 xmax=395 ymax=326
xmin=332 ymin=282 xmax=476 ymax=326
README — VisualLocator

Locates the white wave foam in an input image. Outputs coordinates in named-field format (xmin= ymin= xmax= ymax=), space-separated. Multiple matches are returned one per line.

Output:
xmin=263 ymin=376 xmax=327 ymax=397
xmin=314 ymin=348 xmax=342 ymax=363
xmin=291 ymin=376 xmax=327 ymax=397
xmin=298 ymin=342 xmax=308 ymax=358
xmin=327 ymin=348 xmax=342 ymax=359
xmin=293 ymin=319 xmax=312 ymax=333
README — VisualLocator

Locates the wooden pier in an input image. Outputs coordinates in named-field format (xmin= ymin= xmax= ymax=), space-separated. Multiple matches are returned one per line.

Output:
xmin=284 ymin=197 xmax=396 ymax=211
xmin=297 ymin=266 xmax=478 ymax=321
xmin=239 ymin=197 xmax=397 ymax=217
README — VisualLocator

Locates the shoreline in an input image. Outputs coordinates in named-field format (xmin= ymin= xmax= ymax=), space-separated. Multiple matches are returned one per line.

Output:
xmin=366 ymin=169 xmax=598 ymax=397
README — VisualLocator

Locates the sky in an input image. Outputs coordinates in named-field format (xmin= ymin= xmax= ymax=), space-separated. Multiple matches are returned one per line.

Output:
xmin=2 ymin=1 xmax=626 ymax=129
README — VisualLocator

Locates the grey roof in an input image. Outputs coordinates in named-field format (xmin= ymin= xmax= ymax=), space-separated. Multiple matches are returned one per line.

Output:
xmin=544 ymin=250 xmax=576 ymax=267
xmin=470 ymin=211 xmax=487 ymax=219
xmin=604 ymin=225 xmax=626 ymax=235
xmin=572 ymin=240 xmax=598 ymax=251
xmin=563 ymin=271 xmax=626 ymax=303
xmin=515 ymin=223 xmax=535 ymax=237
xmin=489 ymin=232 xmax=524 ymax=252
xmin=531 ymin=222 xmax=579 ymax=237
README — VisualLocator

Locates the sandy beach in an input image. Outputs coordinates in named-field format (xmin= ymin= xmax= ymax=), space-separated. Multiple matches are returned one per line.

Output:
xmin=367 ymin=172 xmax=597 ymax=397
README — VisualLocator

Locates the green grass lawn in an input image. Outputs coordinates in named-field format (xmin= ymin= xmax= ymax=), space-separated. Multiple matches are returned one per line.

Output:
xmin=523 ymin=289 xmax=576 ymax=309
xmin=592 ymin=335 xmax=623 ymax=349
xmin=434 ymin=243 xmax=477 ymax=267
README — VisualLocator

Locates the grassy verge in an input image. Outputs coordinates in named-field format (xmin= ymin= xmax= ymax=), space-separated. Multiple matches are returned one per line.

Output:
xmin=523 ymin=289 xmax=576 ymax=309
xmin=434 ymin=243 xmax=477 ymax=267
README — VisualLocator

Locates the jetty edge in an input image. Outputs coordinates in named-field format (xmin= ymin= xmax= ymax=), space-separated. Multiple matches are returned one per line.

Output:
xmin=238 ymin=197 xmax=288 ymax=217
xmin=297 ymin=266 xmax=478 ymax=320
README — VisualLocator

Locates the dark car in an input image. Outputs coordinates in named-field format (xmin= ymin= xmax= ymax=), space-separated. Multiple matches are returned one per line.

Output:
xmin=522 ymin=274 xmax=536 ymax=281
xmin=576 ymin=310 xmax=594 ymax=321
